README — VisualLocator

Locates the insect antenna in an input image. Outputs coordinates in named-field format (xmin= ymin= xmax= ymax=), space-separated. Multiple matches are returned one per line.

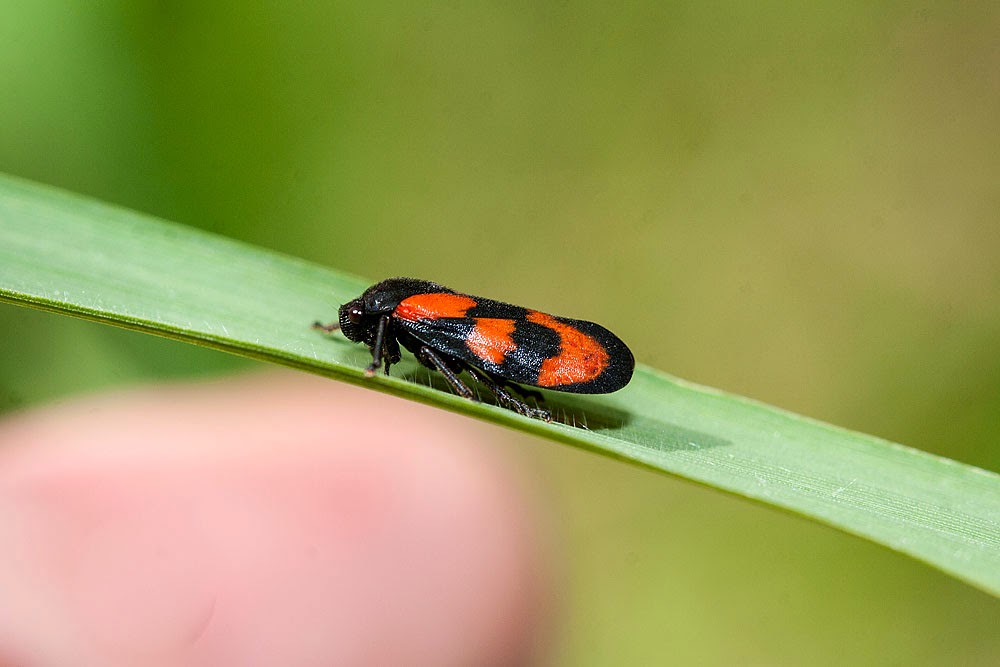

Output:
xmin=311 ymin=320 xmax=340 ymax=334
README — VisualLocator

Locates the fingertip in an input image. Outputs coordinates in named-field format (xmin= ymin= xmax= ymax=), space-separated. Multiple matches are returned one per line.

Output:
xmin=0 ymin=372 xmax=552 ymax=666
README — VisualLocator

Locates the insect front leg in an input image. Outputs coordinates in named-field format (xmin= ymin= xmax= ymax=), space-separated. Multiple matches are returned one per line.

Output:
xmin=417 ymin=346 xmax=475 ymax=400
xmin=383 ymin=335 xmax=401 ymax=375
xmin=365 ymin=314 xmax=392 ymax=377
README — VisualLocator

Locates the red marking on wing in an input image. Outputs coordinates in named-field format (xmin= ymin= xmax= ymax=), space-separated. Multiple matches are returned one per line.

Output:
xmin=395 ymin=293 xmax=477 ymax=321
xmin=466 ymin=318 xmax=517 ymax=364
xmin=527 ymin=311 xmax=610 ymax=387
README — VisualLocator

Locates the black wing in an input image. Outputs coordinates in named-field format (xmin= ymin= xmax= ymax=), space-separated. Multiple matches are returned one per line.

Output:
xmin=394 ymin=296 xmax=633 ymax=394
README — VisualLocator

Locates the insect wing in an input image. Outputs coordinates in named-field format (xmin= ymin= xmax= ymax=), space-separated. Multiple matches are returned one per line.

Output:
xmin=394 ymin=293 xmax=633 ymax=394
xmin=523 ymin=312 xmax=633 ymax=393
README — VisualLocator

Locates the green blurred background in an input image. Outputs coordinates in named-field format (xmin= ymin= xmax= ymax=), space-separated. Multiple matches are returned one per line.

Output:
xmin=2 ymin=2 xmax=998 ymax=664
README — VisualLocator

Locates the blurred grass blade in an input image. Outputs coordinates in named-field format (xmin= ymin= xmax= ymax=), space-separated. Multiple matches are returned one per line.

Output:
xmin=2 ymin=173 xmax=999 ymax=596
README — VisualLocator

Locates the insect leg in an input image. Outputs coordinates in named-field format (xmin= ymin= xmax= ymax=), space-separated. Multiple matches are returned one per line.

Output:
xmin=418 ymin=346 xmax=475 ymax=400
xmin=383 ymin=335 xmax=401 ymax=375
xmin=366 ymin=315 xmax=391 ymax=377
xmin=492 ymin=375 xmax=544 ymax=402
xmin=465 ymin=367 xmax=551 ymax=422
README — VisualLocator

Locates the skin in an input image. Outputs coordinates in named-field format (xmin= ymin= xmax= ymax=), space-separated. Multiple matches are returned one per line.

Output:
xmin=0 ymin=372 xmax=551 ymax=667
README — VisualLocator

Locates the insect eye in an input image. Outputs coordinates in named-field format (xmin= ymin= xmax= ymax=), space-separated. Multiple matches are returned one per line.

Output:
xmin=348 ymin=307 xmax=364 ymax=324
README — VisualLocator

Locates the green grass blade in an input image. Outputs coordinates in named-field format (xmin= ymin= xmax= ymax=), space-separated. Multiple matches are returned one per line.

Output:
xmin=2 ymin=173 xmax=999 ymax=596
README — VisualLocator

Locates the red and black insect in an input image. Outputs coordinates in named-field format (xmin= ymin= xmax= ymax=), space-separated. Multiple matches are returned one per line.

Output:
xmin=313 ymin=277 xmax=634 ymax=421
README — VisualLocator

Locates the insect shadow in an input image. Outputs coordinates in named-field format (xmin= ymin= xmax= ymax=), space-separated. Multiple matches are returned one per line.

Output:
xmin=550 ymin=393 xmax=732 ymax=453
xmin=537 ymin=392 xmax=633 ymax=431
xmin=346 ymin=356 xmax=728 ymax=453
